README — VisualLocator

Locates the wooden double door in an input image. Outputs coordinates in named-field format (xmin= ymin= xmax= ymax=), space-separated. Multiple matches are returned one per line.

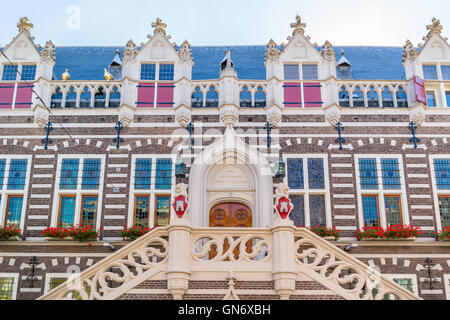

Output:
xmin=209 ymin=203 xmax=253 ymax=228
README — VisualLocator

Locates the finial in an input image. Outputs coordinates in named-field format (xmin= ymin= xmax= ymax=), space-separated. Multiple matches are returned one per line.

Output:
xmin=320 ymin=40 xmax=335 ymax=62
xmin=290 ymin=15 xmax=306 ymax=35
xmin=427 ymin=18 xmax=443 ymax=35
xmin=62 ymin=69 xmax=71 ymax=81
xmin=104 ymin=69 xmax=114 ymax=81
xmin=152 ymin=18 xmax=167 ymax=35
xmin=178 ymin=40 xmax=193 ymax=63
xmin=402 ymin=39 xmax=418 ymax=63
xmin=17 ymin=17 xmax=33 ymax=35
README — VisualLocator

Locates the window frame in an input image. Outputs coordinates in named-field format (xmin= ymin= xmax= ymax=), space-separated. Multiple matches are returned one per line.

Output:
xmin=384 ymin=274 xmax=419 ymax=297
xmin=0 ymin=273 xmax=19 ymax=300
xmin=140 ymin=62 xmax=175 ymax=81
xmin=283 ymin=154 xmax=331 ymax=228
xmin=0 ymin=155 xmax=32 ymax=230
xmin=430 ymin=155 xmax=450 ymax=231
xmin=422 ymin=64 xmax=439 ymax=80
xmin=426 ymin=90 xmax=437 ymax=107
xmin=444 ymin=274 xmax=450 ymax=300
xmin=51 ymin=154 xmax=105 ymax=229
xmin=355 ymin=154 xmax=409 ymax=229
xmin=154 ymin=194 xmax=172 ymax=227
xmin=128 ymin=154 xmax=176 ymax=228
xmin=283 ymin=63 xmax=320 ymax=81
xmin=1 ymin=63 xmax=37 ymax=82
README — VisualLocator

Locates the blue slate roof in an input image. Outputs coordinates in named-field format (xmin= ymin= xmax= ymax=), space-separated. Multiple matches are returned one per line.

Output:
xmin=52 ymin=45 xmax=405 ymax=81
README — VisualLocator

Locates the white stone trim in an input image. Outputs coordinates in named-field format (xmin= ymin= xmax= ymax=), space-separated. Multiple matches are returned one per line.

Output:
xmin=444 ymin=274 xmax=450 ymax=300
xmin=429 ymin=154 xmax=450 ymax=231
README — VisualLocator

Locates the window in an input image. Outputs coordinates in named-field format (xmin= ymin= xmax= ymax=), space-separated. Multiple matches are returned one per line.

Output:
xmin=21 ymin=65 xmax=36 ymax=81
xmin=0 ymin=157 xmax=31 ymax=229
xmin=438 ymin=197 xmax=450 ymax=228
xmin=129 ymin=155 xmax=175 ymax=228
xmin=423 ymin=65 xmax=438 ymax=80
xmin=285 ymin=155 xmax=330 ymax=228
xmin=434 ymin=159 xmax=450 ymax=190
xmin=441 ymin=65 xmax=450 ymax=80
xmin=302 ymin=64 xmax=318 ymax=80
xmin=140 ymin=63 xmax=174 ymax=81
xmin=383 ymin=275 xmax=418 ymax=299
xmin=53 ymin=156 xmax=104 ymax=229
xmin=447 ymin=92 xmax=450 ymax=108
xmin=141 ymin=64 xmax=156 ymax=80
xmin=45 ymin=273 xmax=87 ymax=299
xmin=0 ymin=276 xmax=16 ymax=300
xmin=356 ymin=155 xmax=407 ymax=228
xmin=426 ymin=91 xmax=437 ymax=107
xmin=284 ymin=64 xmax=299 ymax=80
xmin=431 ymin=157 xmax=450 ymax=230
xmin=159 ymin=64 xmax=174 ymax=81
xmin=2 ymin=65 xmax=18 ymax=81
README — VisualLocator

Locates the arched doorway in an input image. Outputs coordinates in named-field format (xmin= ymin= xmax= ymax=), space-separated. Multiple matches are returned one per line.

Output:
xmin=209 ymin=203 xmax=252 ymax=228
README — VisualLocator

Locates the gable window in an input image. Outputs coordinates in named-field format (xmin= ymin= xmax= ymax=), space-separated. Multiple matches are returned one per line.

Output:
xmin=2 ymin=65 xmax=18 ymax=81
xmin=423 ymin=65 xmax=438 ymax=80
xmin=285 ymin=155 xmax=331 ymax=228
xmin=158 ymin=64 xmax=174 ymax=81
xmin=426 ymin=91 xmax=436 ymax=107
xmin=302 ymin=64 xmax=318 ymax=80
xmin=140 ymin=63 xmax=174 ymax=81
xmin=356 ymin=155 xmax=407 ymax=228
xmin=141 ymin=64 xmax=156 ymax=80
xmin=20 ymin=65 xmax=36 ymax=81
xmin=442 ymin=65 xmax=450 ymax=80
xmin=52 ymin=155 xmax=105 ymax=229
xmin=284 ymin=64 xmax=300 ymax=80
xmin=0 ymin=156 xmax=31 ymax=229
xmin=431 ymin=157 xmax=450 ymax=229
xmin=129 ymin=155 xmax=175 ymax=228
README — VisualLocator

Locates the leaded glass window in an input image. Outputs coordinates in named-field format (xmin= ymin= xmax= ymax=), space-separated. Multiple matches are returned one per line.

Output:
xmin=303 ymin=64 xmax=318 ymax=80
xmin=442 ymin=65 xmax=450 ymax=80
xmin=290 ymin=195 xmax=305 ymax=227
xmin=2 ymin=65 xmax=17 ymax=81
xmin=49 ymin=278 xmax=67 ymax=291
xmin=159 ymin=64 xmax=174 ymax=81
xmin=427 ymin=91 xmax=437 ymax=107
xmin=141 ymin=64 xmax=156 ymax=80
xmin=308 ymin=159 xmax=325 ymax=189
xmin=80 ymin=196 xmax=98 ymax=228
xmin=59 ymin=196 xmax=76 ymax=228
xmin=362 ymin=196 xmax=379 ymax=227
xmin=287 ymin=159 xmax=304 ymax=189
xmin=284 ymin=64 xmax=299 ymax=80
xmin=21 ymin=65 xmax=36 ymax=81
xmin=439 ymin=196 xmax=450 ymax=228
xmin=0 ymin=160 xmax=6 ymax=188
xmin=7 ymin=159 xmax=27 ymax=190
xmin=81 ymin=159 xmax=101 ymax=190
xmin=60 ymin=159 xmax=79 ymax=190
xmin=394 ymin=279 xmax=413 ymax=292
xmin=156 ymin=159 xmax=173 ymax=190
xmin=135 ymin=159 xmax=152 ymax=190
xmin=435 ymin=159 xmax=450 ymax=190
xmin=385 ymin=196 xmax=402 ymax=226
xmin=5 ymin=196 xmax=23 ymax=227
xmin=359 ymin=159 xmax=378 ymax=190
xmin=135 ymin=196 xmax=149 ymax=228
xmin=382 ymin=159 xmax=401 ymax=190
xmin=155 ymin=196 xmax=171 ymax=227
xmin=0 ymin=277 xmax=14 ymax=300
xmin=423 ymin=65 xmax=438 ymax=80
xmin=310 ymin=195 xmax=326 ymax=227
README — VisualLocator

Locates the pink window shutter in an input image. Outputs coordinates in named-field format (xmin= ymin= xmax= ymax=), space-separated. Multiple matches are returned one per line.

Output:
xmin=0 ymin=84 xmax=15 ymax=109
xmin=303 ymin=82 xmax=323 ymax=108
xmin=283 ymin=82 xmax=302 ymax=108
xmin=414 ymin=76 xmax=427 ymax=105
xmin=15 ymin=83 xmax=34 ymax=109
xmin=156 ymin=83 xmax=175 ymax=108
xmin=137 ymin=83 xmax=156 ymax=108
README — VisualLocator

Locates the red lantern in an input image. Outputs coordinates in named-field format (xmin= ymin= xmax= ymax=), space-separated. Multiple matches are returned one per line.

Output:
xmin=275 ymin=197 xmax=293 ymax=219
xmin=173 ymin=195 xmax=188 ymax=218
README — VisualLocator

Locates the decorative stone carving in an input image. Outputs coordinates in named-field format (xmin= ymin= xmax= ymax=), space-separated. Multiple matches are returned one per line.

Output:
xmin=402 ymin=40 xmax=418 ymax=63
xmin=178 ymin=40 xmax=193 ymax=64
xmin=324 ymin=104 xmax=342 ymax=127
xmin=425 ymin=18 xmax=443 ymax=40
xmin=275 ymin=183 xmax=290 ymax=200
xmin=219 ymin=105 xmax=239 ymax=128
xmin=265 ymin=39 xmax=281 ymax=62
xmin=123 ymin=40 xmax=138 ymax=63
xmin=17 ymin=17 xmax=33 ymax=35
xmin=409 ymin=103 xmax=426 ymax=127
xmin=175 ymin=105 xmax=191 ymax=128
xmin=39 ymin=41 xmax=56 ymax=63
xmin=152 ymin=18 xmax=167 ymax=35
xmin=266 ymin=104 xmax=282 ymax=127
xmin=118 ymin=104 xmax=135 ymax=127
xmin=33 ymin=105 xmax=49 ymax=128
xmin=320 ymin=40 xmax=336 ymax=62
xmin=290 ymin=15 xmax=306 ymax=36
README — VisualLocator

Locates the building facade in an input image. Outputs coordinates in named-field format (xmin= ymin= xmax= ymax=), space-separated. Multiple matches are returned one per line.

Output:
xmin=0 ymin=16 xmax=449 ymax=300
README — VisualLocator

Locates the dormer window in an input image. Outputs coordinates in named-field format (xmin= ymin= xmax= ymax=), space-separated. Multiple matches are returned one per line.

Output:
xmin=302 ymin=64 xmax=318 ymax=80
xmin=441 ymin=65 xmax=450 ymax=80
xmin=284 ymin=63 xmax=319 ymax=81
xmin=20 ymin=65 xmax=36 ymax=81
xmin=284 ymin=64 xmax=300 ymax=80
xmin=2 ymin=65 xmax=18 ymax=81
xmin=423 ymin=65 xmax=438 ymax=80
xmin=140 ymin=63 xmax=174 ymax=81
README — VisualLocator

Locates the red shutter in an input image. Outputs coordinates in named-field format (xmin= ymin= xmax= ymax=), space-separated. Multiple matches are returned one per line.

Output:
xmin=283 ymin=82 xmax=302 ymax=108
xmin=0 ymin=84 xmax=15 ymax=109
xmin=156 ymin=82 xmax=175 ymax=108
xmin=414 ymin=76 xmax=427 ymax=105
xmin=303 ymin=82 xmax=322 ymax=108
xmin=15 ymin=83 xmax=34 ymax=109
xmin=137 ymin=83 xmax=155 ymax=108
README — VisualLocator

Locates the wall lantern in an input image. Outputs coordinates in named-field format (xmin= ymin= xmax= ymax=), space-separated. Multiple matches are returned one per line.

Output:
xmin=274 ymin=158 xmax=286 ymax=179
xmin=175 ymin=158 xmax=186 ymax=179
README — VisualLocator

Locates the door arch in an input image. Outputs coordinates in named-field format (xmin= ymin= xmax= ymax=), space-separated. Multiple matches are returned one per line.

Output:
xmin=209 ymin=203 xmax=252 ymax=228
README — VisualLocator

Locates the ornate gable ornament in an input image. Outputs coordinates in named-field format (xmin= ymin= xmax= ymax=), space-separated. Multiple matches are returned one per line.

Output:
xmin=123 ymin=40 xmax=138 ymax=63
xmin=425 ymin=18 xmax=443 ymax=40
xmin=178 ymin=40 xmax=193 ymax=64
xmin=402 ymin=40 xmax=418 ymax=63
xmin=320 ymin=40 xmax=336 ymax=62
xmin=265 ymin=39 xmax=281 ymax=62
xmin=290 ymin=15 xmax=306 ymax=36
xmin=39 ymin=40 xmax=56 ymax=63
xmin=152 ymin=18 xmax=167 ymax=35
xmin=17 ymin=17 xmax=33 ymax=35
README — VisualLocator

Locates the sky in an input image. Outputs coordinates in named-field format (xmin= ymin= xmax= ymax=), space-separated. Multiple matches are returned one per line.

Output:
xmin=0 ymin=0 xmax=449 ymax=48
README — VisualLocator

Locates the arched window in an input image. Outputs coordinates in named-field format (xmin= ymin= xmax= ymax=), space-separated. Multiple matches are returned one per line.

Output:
xmin=191 ymin=87 xmax=203 ymax=108
xmin=381 ymin=87 xmax=394 ymax=108
xmin=94 ymin=87 xmax=106 ymax=108
xmin=254 ymin=87 xmax=266 ymax=108
xmin=65 ymin=87 xmax=77 ymax=108
xmin=367 ymin=86 xmax=379 ymax=108
xmin=51 ymin=87 xmax=62 ymax=108
xmin=352 ymin=86 xmax=364 ymax=107
xmin=240 ymin=86 xmax=251 ymax=108
xmin=396 ymin=87 xmax=408 ymax=108
xmin=206 ymin=86 xmax=218 ymax=108
xmin=109 ymin=87 xmax=121 ymax=108
xmin=80 ymin=87 xmax=91 ymax=108
xmin=339 ymin=86 xmax=350 ymax=108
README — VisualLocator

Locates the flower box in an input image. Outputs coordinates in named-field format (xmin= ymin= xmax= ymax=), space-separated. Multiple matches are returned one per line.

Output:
xmin=45 ymin=237 xmax=74 ymax=241
xmin=42 ymin=226 xmax=101 ymax=243
xmin=5 ymin=236 xmax=23 ymax=241
xmin=435 ymin=227 xmax=450 ymax=242
xmin=387 ymin=237 xmax=416 ymax=241
xmin=307 ymin=226 xmax=341 ymax=241
xmin=361 ymin=238 xmax=387 ymax=241
xmin=0 ymin=226 xmax=25 ymax=241
xmin=121 ymin=226 xmax=155 ymax=241
xmin=356 ymin=225 xmax=422 ymax=241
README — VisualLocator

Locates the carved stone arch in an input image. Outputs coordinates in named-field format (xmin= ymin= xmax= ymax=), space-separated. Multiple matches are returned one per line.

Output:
xmin=254 ymin=83 xmax=267 ymax=93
